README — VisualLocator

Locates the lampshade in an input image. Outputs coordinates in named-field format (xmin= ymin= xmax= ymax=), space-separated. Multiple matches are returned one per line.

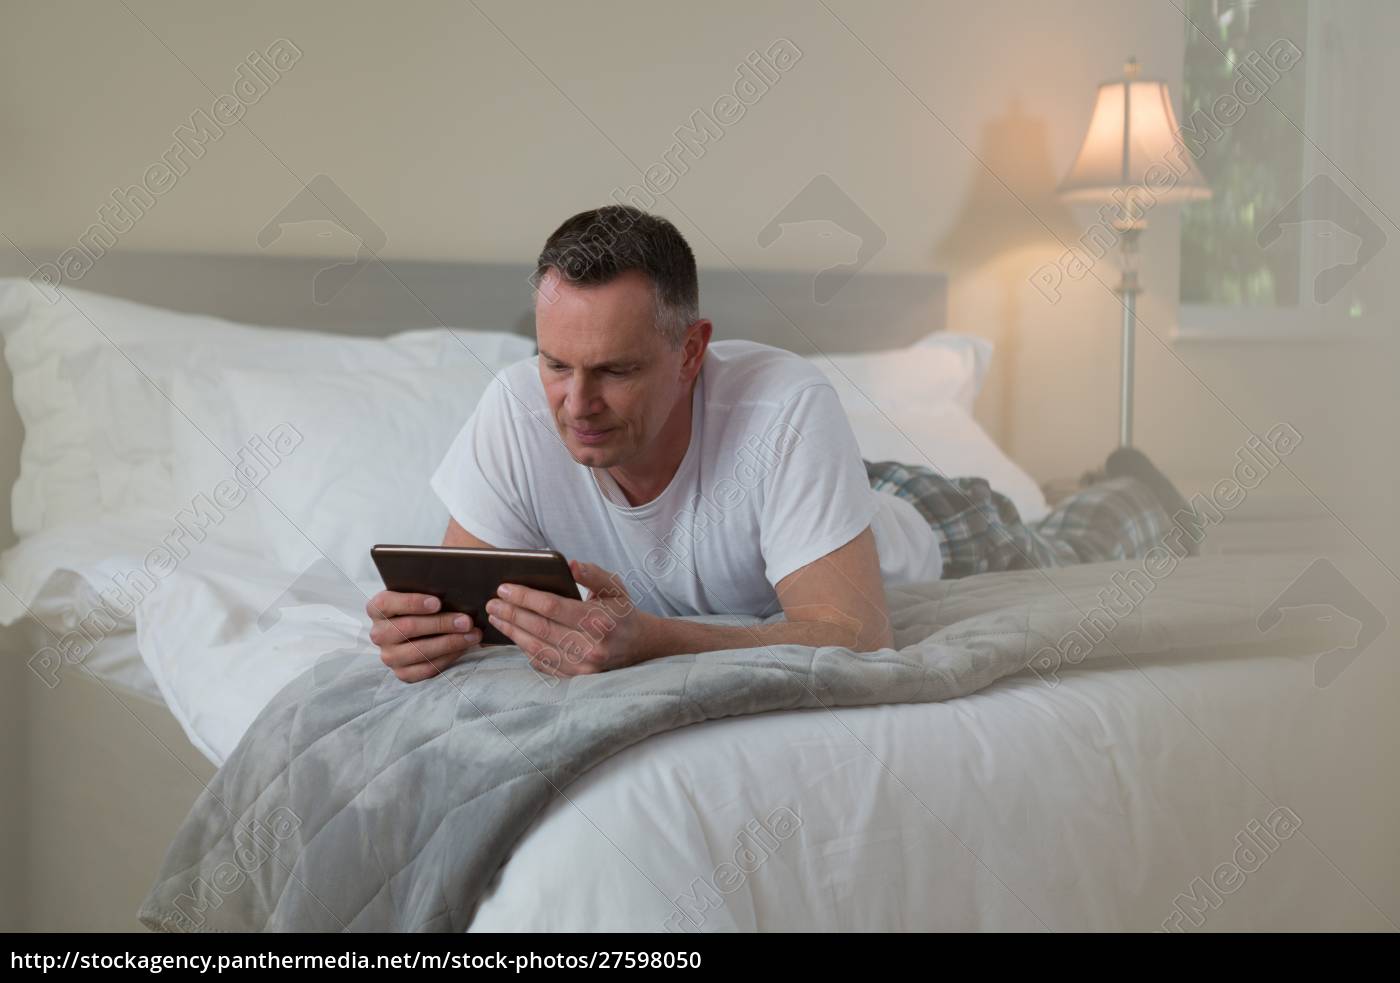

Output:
xmin=1058 ymin=61 xmax=1211 ymax=204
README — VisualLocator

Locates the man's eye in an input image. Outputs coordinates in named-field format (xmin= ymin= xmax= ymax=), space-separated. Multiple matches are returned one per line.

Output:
xmin=546 ymin=362 xmax=568 ymax=373
xmin=605 ymin=367 xmax=632 ymax=377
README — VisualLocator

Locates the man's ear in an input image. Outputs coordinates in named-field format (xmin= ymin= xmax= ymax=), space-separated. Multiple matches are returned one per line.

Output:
xmin=681 ymin=319 xmax=712 ymax=379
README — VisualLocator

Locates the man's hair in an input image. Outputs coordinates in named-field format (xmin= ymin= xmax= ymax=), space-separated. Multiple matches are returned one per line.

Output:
xmin=534 ymin=205 xmax=699 ymax=347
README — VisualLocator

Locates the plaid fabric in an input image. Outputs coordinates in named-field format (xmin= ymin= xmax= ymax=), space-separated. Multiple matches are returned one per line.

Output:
xmin=866 ymin=460 xmax=1177 ymax=579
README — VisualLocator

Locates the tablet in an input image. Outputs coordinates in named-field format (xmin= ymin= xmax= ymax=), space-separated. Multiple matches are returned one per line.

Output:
xmin=370 ymin=544 xmax=581 ymax=646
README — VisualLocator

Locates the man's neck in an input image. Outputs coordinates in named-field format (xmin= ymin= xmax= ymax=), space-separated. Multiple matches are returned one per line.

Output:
xmin=606 ymin=381 xmax=696 ymax=507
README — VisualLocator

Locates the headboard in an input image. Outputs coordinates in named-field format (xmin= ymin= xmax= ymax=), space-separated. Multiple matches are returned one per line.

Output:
xmin=0 ymin=250 xmax=945 ymax=352
xmin=0 ymin=249 xmax=946 ymax=547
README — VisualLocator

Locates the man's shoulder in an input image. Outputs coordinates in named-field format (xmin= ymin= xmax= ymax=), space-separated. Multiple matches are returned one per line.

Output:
xmin=703 ymin=340 xmax=830 ymax=410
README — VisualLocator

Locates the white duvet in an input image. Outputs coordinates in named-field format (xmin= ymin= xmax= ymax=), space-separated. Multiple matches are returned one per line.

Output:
xmin=470 ymin=643 xmax=1398 ymax=932
xmin=95 ymin=543 xmax=1399 ymax=932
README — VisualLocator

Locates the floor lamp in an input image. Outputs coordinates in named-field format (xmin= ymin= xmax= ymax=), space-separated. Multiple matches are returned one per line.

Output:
xmin=1057 ymin=58 xmax=1211 ymax=448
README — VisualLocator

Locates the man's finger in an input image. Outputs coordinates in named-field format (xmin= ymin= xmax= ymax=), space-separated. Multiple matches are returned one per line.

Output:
xmin=385 ymin=633 xmax=479 ymax=669
xmin=393 ymin=651 xmax=471 ymax=684
xmin=570 ymin=560 xmax=627 ymax=598
xmin=490 ymin=613 xmax=557 ymax=659
xmin=496 ymin=584 xmax=584 ymax=627
xmin=494 ymin=617 xmax=600 ymax=679
xmin=372 ymin=613 xmax=474 ymax=646
xmin=367 ymin=591 xmax=441 ymax=620
xmin=530 ymin=648 xmax=566 ymax=678
xmin=489 ymin=598 xmax=568 ymax=646
xmin=381 ymin=632 xmax=479 ymax=669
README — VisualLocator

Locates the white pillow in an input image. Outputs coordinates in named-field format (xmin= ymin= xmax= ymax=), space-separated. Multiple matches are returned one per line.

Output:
xmin=0 ymin=278 xmax=535 ymax=536
xmin=810 ymin=331 xmax=992 ymax=416
xmin=167 ymin=370 xmax=284 ymax=559
xmin=807 ymin=332 xmax=1048 ymax=523
xmin=212 ymin=361 xmax=514 ymax=583
xmin=0 ymin=277 xmax=534 ymax=632
xmin=843 ymin=402 xmax=1048 ymax=523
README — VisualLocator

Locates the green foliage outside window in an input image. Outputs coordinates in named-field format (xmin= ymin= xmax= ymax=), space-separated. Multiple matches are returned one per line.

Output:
xmin=1179 ymin=0 xmax=1308 ymax=306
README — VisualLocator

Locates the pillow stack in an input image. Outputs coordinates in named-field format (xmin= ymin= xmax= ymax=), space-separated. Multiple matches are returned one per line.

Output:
xmin=0 ymin=278 xmax=535 ymax=626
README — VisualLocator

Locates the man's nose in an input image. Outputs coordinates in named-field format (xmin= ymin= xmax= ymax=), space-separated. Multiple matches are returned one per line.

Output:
xmin=565 ymin=377 xmax=600 ymax=418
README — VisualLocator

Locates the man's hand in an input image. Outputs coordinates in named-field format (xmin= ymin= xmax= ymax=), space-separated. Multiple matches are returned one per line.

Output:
xmin=366 ymin=590 xmax=483 ymax=683
xmin=486 ymin=560 xmax=656 ymax=677
xmin=486 ymin=528 xmax=895 ymax=678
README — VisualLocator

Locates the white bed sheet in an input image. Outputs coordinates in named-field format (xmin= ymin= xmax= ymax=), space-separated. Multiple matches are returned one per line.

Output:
xmin=0 ymin=509 xmax=184 ymax=628
xmin=129 ymin=547 xmax=384 ymax=765
xmin=1 ymin=521 xmax=381 ymax=759
xmin=72 ymin=628 xmax=157 ymax=700
xmin=1 ymin=514 xmax=182 ymax=700
xmin=470 ymin=643 xmax=1399 ymax=932
xmin=119 ymin=546 xmax=1399 ymax=932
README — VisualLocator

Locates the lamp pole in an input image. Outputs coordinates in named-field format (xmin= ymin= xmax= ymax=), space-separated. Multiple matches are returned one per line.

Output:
xmin=1116 ymin=56 xmax=1141 ymax=450
xmin=1116 ymin=222 xmax=1141 ymax=448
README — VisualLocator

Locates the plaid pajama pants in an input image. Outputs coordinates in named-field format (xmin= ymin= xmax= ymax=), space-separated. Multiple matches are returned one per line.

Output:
xmin=866 ymin=459 xmax=1178 ymax=579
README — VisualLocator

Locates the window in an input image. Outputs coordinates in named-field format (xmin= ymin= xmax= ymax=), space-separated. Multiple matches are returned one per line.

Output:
xmin=1177 ymin=0 xmax=1386 ymax=339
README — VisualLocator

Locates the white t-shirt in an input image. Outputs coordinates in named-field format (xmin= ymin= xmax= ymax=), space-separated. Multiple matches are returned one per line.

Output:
xmin=430 ymin=340 xmax=943 ymax=619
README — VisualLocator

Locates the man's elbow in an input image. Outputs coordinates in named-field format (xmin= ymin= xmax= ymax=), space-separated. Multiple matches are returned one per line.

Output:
xmin=857 ymin=620 xmax=895 ymax=653
xmin=840 ymin=601 xmax=895 ymax=652
xmin=808 ymin=607 xmax=894 ymax=652
xmin=784 ymin=601 xmax=894 ymax=652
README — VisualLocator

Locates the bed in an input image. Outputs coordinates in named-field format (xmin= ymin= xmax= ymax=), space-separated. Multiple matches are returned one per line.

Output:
xmin=1 ymin=253 xmax=1395 ymax=932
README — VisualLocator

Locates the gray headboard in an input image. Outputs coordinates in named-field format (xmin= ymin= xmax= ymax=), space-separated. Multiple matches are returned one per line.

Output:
xmin=0 ymin=250 xmax=945 ymax=353
xmin=0 ymin=250 xmax=945 ymax=548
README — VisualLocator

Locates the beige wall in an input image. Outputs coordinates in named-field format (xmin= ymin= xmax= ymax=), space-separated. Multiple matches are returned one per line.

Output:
xmin=1 ymin=0 xmax=1395 ymax=557
xmin=1 ymin=2 xmax=1396 ymax=931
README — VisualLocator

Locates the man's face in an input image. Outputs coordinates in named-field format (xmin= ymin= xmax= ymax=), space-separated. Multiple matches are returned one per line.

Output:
xmin=535 ymin=268 xmax=697 ymax=470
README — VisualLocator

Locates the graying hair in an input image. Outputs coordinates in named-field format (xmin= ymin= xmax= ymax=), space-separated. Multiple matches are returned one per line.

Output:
xmin=534 ymin=205 xmax=699 ymax=347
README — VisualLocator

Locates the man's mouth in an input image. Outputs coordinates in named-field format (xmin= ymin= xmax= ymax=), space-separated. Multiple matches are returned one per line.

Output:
xmin=571 ymin=426 xmax=614 ymax=445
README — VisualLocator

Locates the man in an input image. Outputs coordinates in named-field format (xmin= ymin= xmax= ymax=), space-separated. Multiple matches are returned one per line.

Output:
xmin=368 ymin=206 xmax=1190 ymax=682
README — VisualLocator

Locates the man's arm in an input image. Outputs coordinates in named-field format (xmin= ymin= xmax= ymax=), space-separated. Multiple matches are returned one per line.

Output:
xmin=645 ymin=526 xmax=894 ymax=656
xmin=485 ymin=526 xmax=896 ymax=676
xmin=442 ymin=516 xmax=494 ymax=549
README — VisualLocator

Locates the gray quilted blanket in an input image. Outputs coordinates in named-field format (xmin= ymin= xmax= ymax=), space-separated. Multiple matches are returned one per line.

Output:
xmin=139 ymin=555 xmax=1347 ymax=932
